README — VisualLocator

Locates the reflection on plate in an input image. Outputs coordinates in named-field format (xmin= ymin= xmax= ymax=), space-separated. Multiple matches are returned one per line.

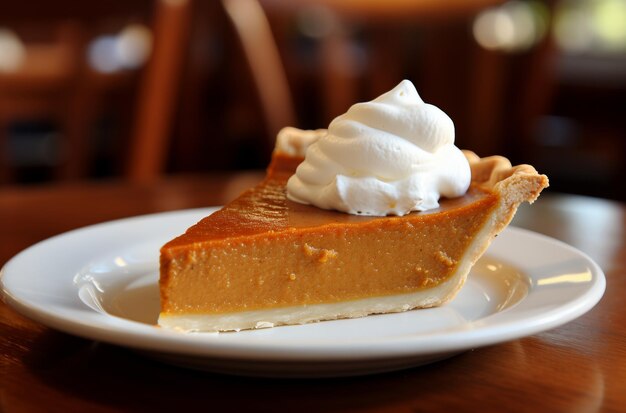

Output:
xmin=0 ymin=208 xmax=605 ymax=377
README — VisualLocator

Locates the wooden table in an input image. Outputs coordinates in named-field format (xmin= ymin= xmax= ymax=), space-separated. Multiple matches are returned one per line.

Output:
xmin=1 ymin=173 xmax=624 ymax=412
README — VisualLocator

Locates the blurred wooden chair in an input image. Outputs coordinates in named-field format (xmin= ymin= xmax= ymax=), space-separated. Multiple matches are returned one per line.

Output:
xmin=125 ymin=0 xmax=192 ymax=183
xmin=0 ymin=0 xmax=296 ymax=184
xmin=128 ymin=0 xmax=295 ymax=182
xmin=1 ymin=0 xmax=557 ymax=186
xmin=223 ymin=0 xmax=296 ymax=147
xmin=259 ymin=0 xmax=503 ymax=124
xmin=0 ymin=0 xmax=154 ymax=185
xmin=257 ymin=0 xmax=564 ymax=164
xmin=0 ymin=23 xmax=83 ymax=183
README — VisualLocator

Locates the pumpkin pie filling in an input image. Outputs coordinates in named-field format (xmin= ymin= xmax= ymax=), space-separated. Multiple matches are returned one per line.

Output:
xmin=160 ymin=154 xmax=499 ymax=316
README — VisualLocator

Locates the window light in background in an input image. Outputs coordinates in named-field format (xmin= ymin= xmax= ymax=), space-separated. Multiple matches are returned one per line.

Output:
xmin=117 ymin=24 xmax=153 ymax=69
xmin=554 ymin=0 xmax=626 ymax=54
xmin=472 ymin=1 xmax=549 ymax=52
xmin=87 ymin=24 xmax=153 ymax=74
xmin=0 ymin=28 xmax=25 ymax=73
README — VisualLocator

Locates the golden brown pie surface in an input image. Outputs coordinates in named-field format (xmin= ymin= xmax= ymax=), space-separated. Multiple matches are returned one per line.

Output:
xmin=159 ymin=127 xmax=548 ymax=331
xmin=162 ymin=154 xmax=497 ymax=249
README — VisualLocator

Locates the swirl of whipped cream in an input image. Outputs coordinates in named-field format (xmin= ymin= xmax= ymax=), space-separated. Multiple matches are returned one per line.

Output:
xmin=286 ymin=80 xmax=471 ymax=216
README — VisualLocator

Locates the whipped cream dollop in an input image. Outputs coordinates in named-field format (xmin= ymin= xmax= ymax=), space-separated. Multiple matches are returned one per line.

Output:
xmin=286 ymin=80 xmax=471 ymax=216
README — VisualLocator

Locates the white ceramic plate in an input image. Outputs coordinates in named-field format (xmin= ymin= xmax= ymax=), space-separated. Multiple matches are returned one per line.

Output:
xmin=1 ymin=208 xmax=605 ymax=378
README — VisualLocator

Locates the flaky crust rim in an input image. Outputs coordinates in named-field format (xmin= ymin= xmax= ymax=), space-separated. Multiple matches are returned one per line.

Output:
xmin=463 ymin=150 xmax=549 ymax=206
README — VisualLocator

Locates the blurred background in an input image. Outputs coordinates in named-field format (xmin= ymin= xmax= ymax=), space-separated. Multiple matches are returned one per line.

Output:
xmin=0 ymin=0 xmax=624 ymax=200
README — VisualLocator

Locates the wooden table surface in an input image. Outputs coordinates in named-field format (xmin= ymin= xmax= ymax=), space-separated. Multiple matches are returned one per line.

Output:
xmin=1 ymin=173 xmax=624 ymax=412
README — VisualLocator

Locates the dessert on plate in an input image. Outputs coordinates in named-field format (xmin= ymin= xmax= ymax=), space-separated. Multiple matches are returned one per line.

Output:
xmin=159 ymin=80 xmax=548 ymax=332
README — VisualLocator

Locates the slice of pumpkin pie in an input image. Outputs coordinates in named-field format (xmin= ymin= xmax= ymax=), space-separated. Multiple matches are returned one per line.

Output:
xmin=158 ymin=81 xmax=548 ymax=332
